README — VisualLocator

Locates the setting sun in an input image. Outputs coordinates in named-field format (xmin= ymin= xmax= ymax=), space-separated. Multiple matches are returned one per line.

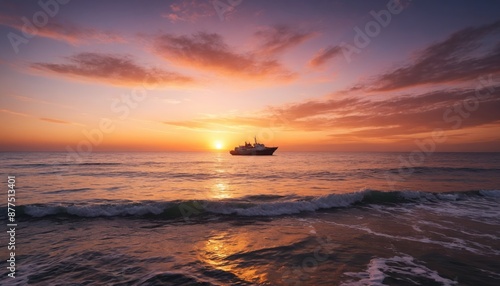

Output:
xmin=214 ymin=141 xmax=224 ymax=150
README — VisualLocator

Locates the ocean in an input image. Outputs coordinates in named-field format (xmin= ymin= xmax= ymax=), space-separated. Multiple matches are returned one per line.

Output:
xmin=1 ymin=152 xmax=499 ymax=285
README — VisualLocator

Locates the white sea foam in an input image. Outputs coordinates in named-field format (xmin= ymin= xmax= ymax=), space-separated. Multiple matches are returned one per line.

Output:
xmin=412 ymin=224 xmax=422 ymax=232
xmin=205 ymin=191 xmax=366 ymax=216
xmin=326 ymin=221 xmax=499 ymax=256
xmin=437 ymin=193 xmax=459 ymax=200
xmin=414 ymin=201 xmax=500 ymax=224
xmin=341 ymin=255 xmax=457 ymax=286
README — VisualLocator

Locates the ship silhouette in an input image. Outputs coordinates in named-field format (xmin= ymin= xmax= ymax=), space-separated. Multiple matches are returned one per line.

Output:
xmin=229 ymin=137 xmax=278 ymax=156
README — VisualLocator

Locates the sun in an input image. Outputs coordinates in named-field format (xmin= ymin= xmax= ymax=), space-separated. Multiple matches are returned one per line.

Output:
xmin=214 ymin=141 xmax=224 ymax=150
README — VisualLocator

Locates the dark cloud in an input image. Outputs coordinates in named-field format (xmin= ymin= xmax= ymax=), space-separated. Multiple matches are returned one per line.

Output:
xmin=162 ymin=0 xmax=215 ymax=23
xmin=284 ymin=88 xmax=500 ymax=137
xmin=371 ymin=20 xmax=500 ymax=91
xmin=0 ymin=14 xmax=123 ymax=44
xmin=154 ymin=32 xmax=295 ymax=81
xmin=308 ymin=45 xmax=342 ymax=67
xmin=254 ymin=25 xmax=316 ymax=56
xmin=31 ymin=53 xmax=194 ymax=86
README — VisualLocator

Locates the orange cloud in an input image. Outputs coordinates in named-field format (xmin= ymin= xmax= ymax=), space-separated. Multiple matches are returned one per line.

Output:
xmin=164 ymin=116 xmax=269 ymax=131
xmin=0 ymin=109 xmax=30 ymax=117
xmin=39 ymin=117 xmax=71 ymax=124
xmin=0 ymin=14 xmax=124 ymax=45
xmin=308 ymin=45 xmax=343 ymax=67
xmin=31 ymin=52 xmax=195 ymax=87
xmin=153 ymin=32 xmax=296 ymax=81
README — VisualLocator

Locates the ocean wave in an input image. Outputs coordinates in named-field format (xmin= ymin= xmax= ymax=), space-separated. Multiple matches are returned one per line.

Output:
xmin=6 ymin=189 xmax=499 ymax=220
xmin=480 ymin=189 xmax=500 ymax=197
xmin=341 ymin=255 xmax=458 ymax=286
xmin=385 ymin=166 xmax=500 ymax=174
xmin=8 ymin=162 xmax=122 ymax=168
xmin=44 ymin=188 xmax=93 ymax=195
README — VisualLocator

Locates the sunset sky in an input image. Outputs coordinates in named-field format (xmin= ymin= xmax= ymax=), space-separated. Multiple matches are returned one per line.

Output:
xmin=1 ymin=0 xmax=499 ymax=152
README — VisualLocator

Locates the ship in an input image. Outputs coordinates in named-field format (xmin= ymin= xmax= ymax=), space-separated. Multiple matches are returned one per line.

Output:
xmin=229 ymin=137 xmax=278 ymax=156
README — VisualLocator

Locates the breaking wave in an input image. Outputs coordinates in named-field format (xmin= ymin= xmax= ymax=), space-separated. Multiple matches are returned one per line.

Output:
xmin=6 ymin=189 xmax=500 ymax=220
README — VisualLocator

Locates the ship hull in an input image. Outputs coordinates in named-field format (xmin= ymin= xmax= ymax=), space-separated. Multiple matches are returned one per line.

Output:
xmin=230 ymin=147 xmax=278 ymax=156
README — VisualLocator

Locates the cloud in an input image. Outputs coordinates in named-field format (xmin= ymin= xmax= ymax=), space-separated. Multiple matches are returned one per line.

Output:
xmin=164 ymin=116 xmax=268 ymax=131
xmin=153 ymin=25 xmax=315 ymax=81
xmin=39 ymin=117 xmax=70 ymax=124
xmin=154 ymin=32 xmax=295 ymax=81
xmin=0 ymin=14 xmax=123 ymax=45
xmin=1 ymin=110 xmax=83 ymax=126
xmin=31 ymin=52 xmax=194 ymax=86
xmin=162 ymin=0 xmax=215 ymax=23
xmin=254 ymin=25 xmax=316 ymax=56
xmin=279 ymin=88 xmax=500 ymax=137
xmin=308 ymin=45 xmax=343 ymax=67
xmin=9 ymin=94 xmax=77 ymax=111
xmin=163 ymin=99 xmax=182 ymax=105
xmin=162 ymin=87 xmax=500 ymax=139
xmin=270 ymin=97 xmax=362 ymax=119
xmin=370 ymin=20 xmax=500 ymax=91
xmin=0 ymin=109 xmax=30 ymax=117
xmin=163 ymin=13 xmax=184 ymax=23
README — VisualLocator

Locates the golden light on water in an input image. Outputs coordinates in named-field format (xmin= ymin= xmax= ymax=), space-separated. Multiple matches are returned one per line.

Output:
xmin=198 ymin=231 xmax=268 ymax=284
xmin=210 ymin=181 xmax=231 ymax=199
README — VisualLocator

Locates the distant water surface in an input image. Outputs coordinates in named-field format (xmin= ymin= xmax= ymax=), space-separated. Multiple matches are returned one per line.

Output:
xmin=0 ymin=152 xmax=499 ymax=285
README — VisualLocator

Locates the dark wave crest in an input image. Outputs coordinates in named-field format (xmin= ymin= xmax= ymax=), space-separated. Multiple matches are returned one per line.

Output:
xmin=6 ymin=189 xmax=499 ymax=220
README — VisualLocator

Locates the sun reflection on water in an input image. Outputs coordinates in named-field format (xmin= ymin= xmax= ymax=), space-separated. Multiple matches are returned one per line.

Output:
xmin=197 ymin=231 xmax=269 ymax=284
xmin=210 ymin=181 xmax=231 ymax=199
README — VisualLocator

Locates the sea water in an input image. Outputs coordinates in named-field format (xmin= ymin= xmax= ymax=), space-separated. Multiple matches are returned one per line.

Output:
xmin=0 ymin=152 xmax=499 ymax=285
